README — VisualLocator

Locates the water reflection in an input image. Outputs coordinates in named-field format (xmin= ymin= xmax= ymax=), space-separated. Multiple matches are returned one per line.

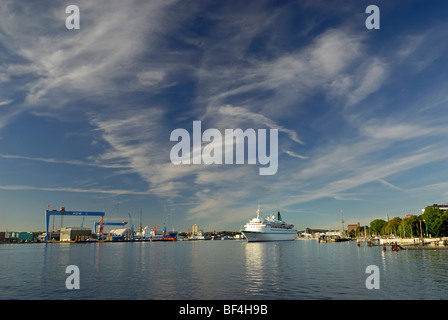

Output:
xmin=41 ymin=243 xmax=72 ymax=298
xmin=11 ymin=240 xmax=448 ymax=299
xmin=244 ymin=242 xmax=265 ymax=293
xmin=244 ymin=242 xmax=284 ymax=297
xmin=93 ymin=242 xmax=103 ymax=292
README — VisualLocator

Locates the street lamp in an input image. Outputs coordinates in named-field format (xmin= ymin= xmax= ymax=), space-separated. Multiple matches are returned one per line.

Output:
xmin=420 ymin=220 xmax=423 ymax=238
xmin=423 ymin=219 xmax=428 ymax=238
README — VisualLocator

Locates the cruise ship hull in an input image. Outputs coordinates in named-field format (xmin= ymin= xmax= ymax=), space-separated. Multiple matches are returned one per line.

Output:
xmin=242 ymin=230 xmax=297 ymax=242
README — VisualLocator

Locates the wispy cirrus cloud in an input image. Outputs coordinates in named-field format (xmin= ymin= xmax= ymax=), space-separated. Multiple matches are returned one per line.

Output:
xmin=361 ymin=120 xmax=448 ymax=140
xmin=0 ymin=153 xmax=125 ymax=169
xmin=0 ymin=0 xmax=183 ymax=109
xmin=0 ymin=184 xmax=150 ymax=196
xmin=213 ymin=105 xmax=304 ymax=145
xmin=282 ymin=150 xmax=308 ymax=160
xmin=197 ymin=26 xmax=385 ymax=115
xmin=0 ymin=99 xmax=13 ymax=107
xmin=279 ymin=144 xmax=448 ymax=209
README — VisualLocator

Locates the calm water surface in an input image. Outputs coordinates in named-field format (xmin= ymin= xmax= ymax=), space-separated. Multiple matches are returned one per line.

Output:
xmin=1 ymin=240 xmax=447 ymax=299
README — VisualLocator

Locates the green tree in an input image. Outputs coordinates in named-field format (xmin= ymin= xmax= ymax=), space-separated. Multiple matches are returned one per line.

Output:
xmin=383 ymin=217 xmax=401 ymax=236
xmin=421 ymin=206 xmax=441 ymax=237
xmin=398 ymin=215 xmax=421 ymax=238
xmin=370 ymin=219 xmax=386 ymax=235
xmin=433 ymin=212 xmax=448 ymax=237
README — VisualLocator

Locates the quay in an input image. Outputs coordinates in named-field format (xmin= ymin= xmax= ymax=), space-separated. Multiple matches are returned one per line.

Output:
xmin=380 ymin=237 xmax=448 ymax=247
xmin=356 ymin=237 xmax=448 ymax=251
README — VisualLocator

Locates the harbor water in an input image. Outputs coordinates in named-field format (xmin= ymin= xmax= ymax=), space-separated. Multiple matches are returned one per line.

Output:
xmin=1 ymin=240 xmax=448 ymax=300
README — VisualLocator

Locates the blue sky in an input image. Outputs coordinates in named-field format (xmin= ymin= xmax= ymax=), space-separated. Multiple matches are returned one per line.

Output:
xmin=1 ymin=0 xmax=448 ymax=232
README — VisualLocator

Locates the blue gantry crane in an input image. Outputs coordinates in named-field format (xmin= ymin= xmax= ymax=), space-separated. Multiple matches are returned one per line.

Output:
xmin=45 ymin=206 xmax=105 ymax=241
xmin=93 ymin=220 xmax=128 ymax=234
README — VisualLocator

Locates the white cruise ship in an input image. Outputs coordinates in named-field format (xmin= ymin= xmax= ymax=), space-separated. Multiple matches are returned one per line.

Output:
xmin=241 ymin=207 xmax=297 ymax=242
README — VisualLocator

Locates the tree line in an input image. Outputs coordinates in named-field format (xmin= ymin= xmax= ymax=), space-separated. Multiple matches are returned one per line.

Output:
xmin=367 ymin=206 xmax=448 ymax=238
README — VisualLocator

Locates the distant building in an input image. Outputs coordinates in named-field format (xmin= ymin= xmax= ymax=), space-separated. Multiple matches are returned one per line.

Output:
xmin=60 ymin=227 xmax=91 ymax=242
xmin=429 ymin=204 xmax=448 ymax=213
xmin=347 ymin=222 xmax=360 ymax=233
xmin=403 ymin=214 xmax=414 ymax=219
xmin=18 ymin=232 xmax=34 ymax=242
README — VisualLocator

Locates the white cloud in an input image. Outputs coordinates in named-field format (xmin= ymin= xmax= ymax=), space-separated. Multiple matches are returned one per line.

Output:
xmin=283 ymin=150 xmax=308 ymax=160
xmin=137 ymin=71 xmax=166 ymax=88
xmin=0 ymin=0 xmax=181 ymax=108
xmin=213 ymin=105 xmax=304 ymax=145
xmin=0 ymin=153 xmax=124 ymax=169
xmin=345 ymin=58 xmax=387 ymax=106
xmin=280 ymin=146 xmax=445 ymax=208
xmin=0 ymin=99 xmax=13 ymax=107
xmin=361 ymin=120 xmax=448 ymax=140
xmin=0 ymin=184 xmax=150 ymax=196
xmin=197 ymin=27 xmax=378 ymax=114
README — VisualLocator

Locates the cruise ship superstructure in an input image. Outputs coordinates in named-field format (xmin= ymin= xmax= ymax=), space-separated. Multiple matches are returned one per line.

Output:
xmin=241 ymin=207 xmax=297 ymax=242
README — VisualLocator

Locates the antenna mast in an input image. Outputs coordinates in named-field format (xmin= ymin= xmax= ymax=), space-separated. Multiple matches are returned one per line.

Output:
xmin=340 ymin=210 xmax=344 ymax=236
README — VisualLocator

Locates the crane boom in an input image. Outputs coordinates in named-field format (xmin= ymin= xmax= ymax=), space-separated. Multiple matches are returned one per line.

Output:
xmin=94 ymin=221 xmax=128 ymax=234
xmin=45 ymin=207 xmax=105 ymax=241
xmin=154 ymin=221 xmax=160 ymax=234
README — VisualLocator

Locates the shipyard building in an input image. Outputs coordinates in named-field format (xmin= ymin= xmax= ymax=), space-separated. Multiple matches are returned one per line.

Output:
xmin=60 ymin=227 xmax=92 ymax=242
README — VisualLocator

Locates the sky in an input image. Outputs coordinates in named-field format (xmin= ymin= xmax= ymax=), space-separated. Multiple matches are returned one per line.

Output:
xmin=1 ymin=0 xmax=448 ymax=233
